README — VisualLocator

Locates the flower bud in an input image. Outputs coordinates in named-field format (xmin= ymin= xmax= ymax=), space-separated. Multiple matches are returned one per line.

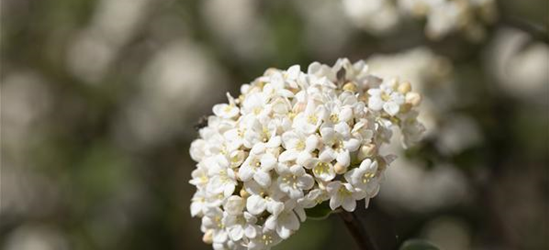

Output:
xmin=203 ymin=230 xmax=214 ymax=244
xmin=357 ymin=144 xmax=376 ymax=160
xmin=398 ymin=81 xmax=412 ymax=94
xmin=239 ymin=188 xmax=249 ymax=198
xmin=264 ymin=68 xmax=278 ymax=76
xmin=406 ymin=92 xmax=422 ymax=106
xmin=334 ymin=163 xmax=348 ymax=174
xmin=343 ymin=82 xmax=357 ymax=92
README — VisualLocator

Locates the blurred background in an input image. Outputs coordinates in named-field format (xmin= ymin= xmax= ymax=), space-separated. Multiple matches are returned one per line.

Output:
xmin=1 ymin=0 xmax=548 ymax=249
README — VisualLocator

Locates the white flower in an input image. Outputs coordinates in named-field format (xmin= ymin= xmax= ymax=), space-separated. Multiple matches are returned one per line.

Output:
xmin=292 ymin=100 xmax=326 ymax=134
xmin=305 ymin=150 xmax=336 ymax=182
xmin=241 ymin=92 xmax=270 ymax=120
xmin=202 ymin=207 xmax=229 ymax=244
xmin=367 ymin=79 xmax=405 ymax=116
xmin=223 ymin=212 xmax=258 ymax=241
xmin=190 ymin=139 xmax=207 ymax=162
xmin=247 ymin=230 xmax=282 ymax=250
xmin=207 ymin=157 xmax=237 ymax=197
xmin=326 ymin=181 xmax=363 ymax=212
xmin=189 ymin=59 xmax=425 ymax=249
xmin=213 ymin=103 xmax=240 ymax=119
xmin=320 ymin=123 xmax=361 ymax=167
xmin=224 ymin=128 xmax=247 ymax=150
xmin=399 ymin=110 xmax=426 ymax=148
xmin=278 ymin=131 xmax=318 ymax=165
xmin=277 ymin=165 xmax=314 ymax=199
xmin=245 ymin=194 xmax=284 ymax=216
xmin=238 ymin=153 xmax=274 ymax=188
xmin=344 ymin=159 xmax=381 ymax=207
xmin=190 ymin=189 xmax=208 ymax=217
xmin=189 ymin=166 xmax=209 ymax=189
xmin=223 ymin=195 xmax=246 ymax=216
xmin=297 ymin=188 xmax=329 ymax=209
xmin=265 ymin=200 xmax=301 ymax=239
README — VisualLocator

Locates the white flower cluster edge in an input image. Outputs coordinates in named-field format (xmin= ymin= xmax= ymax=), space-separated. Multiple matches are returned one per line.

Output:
xmin=189 ymin=59 xmax=425 ymax=250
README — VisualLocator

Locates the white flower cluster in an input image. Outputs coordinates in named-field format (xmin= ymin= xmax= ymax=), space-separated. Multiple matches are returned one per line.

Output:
xmin=342 ymin=0 xmax=497 ymax=40
xmin=189 ymin=59 xmax=424 ymax=250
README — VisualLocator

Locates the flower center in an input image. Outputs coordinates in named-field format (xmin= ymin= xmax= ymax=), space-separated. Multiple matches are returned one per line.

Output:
xmin=288 ymin=111 xmax=296 ymax=120
xmin=333 ymin=140 xmax=344 ymax=152
xmin=337 ymin=186 xmax=352 ymax=197
xmin=314 ymin=162 xmax=330 ymax=176
xmin=282 ymin=174 xmax=299 ymax=189
xmin=215 ymin=215 xmax=224 ymax=229
xmin=330 ymin=113 xmax=339 ymax=123
xmin=218 ymin=170 xmax=232 ymax=183
xmin=262 ymin=233 xmax=274 ymax=245
xmin=362 ymin=172 xmax=375 ymax=184
xmin=314 ymin=197 xmax=324 ymax=204
xmin=262 ymin=127 xmax=270 ymax=142
xmin=200 ymin=175 xmax=208 ymax=184
xmin=295 ymin=140 xmax=305 ymax=151
xmin=253 ymin=159 xmax=261 ymax=170
xmin=307 ymin=115 xmax=318 ymax=124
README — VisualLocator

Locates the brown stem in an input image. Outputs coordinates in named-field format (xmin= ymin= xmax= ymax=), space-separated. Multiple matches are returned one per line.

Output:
xmin=339 ymin=210 xmax=379 ymax=250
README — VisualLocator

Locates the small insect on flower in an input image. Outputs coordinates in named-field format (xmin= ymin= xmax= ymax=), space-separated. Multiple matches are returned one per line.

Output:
xmin=194 ymin=115 xmax=211 ymax=131
xmin=189 ymin=58 xmax=425 ymax=250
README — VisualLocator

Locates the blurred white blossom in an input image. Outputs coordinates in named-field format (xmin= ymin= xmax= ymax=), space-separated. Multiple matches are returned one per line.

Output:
xmin=487 ymin=28 xmax=549 ymax=101
xmin=115 ymin=41 xmax=228 ymax=149
xmin=380 ymin=157 xmax=469 ymax=212
xmin=342 ymin=0 xmax=497 ymax=40
xmin=201 ymin=0 xmax=272 ymax=61
xmin=1 ymin=71 xmax=52 ymax=153
xmin=67 ymin=0 xmax=151 ymax=83
xmin=3 ymin=225 xmax=68 ymax=250
xmin=343 ymin=0 xmax=401 ymax=34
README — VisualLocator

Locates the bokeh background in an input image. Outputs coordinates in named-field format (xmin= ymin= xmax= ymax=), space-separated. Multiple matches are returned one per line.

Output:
xmin=1 ymin=0 xmax=548 ymax=249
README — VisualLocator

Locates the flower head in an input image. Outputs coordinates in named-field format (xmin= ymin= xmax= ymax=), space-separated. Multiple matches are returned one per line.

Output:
xmin=190 ymin=58 xmax=424 ymax=249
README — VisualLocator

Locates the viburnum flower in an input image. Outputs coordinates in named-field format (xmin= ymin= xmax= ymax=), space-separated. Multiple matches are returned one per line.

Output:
xmin=189 ymin=58 xmax=425 ymax=250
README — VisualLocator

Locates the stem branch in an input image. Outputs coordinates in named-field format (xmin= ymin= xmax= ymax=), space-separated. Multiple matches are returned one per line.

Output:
xmin=339 ymin=210 xmax=378 ymax=250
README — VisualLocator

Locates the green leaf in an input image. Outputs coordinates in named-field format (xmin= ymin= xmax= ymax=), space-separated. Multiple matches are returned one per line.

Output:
xmin=399 ymin=239 xmax=440 ymax=250
xmin=305 ymin=201 xmax=333 ymax=220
